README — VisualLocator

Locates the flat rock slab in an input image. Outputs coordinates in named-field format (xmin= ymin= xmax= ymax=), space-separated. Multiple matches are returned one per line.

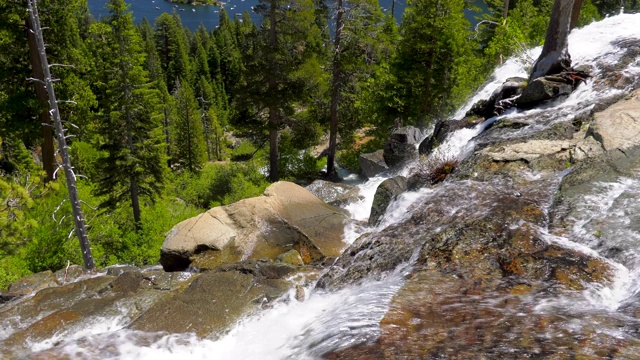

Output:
xmin=591 ymin=89 xmax=640 ymax=151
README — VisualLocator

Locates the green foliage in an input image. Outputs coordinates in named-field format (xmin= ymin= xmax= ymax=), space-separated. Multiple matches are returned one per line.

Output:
xmin=87 ymin=195 xmax=200 ymax=266
xmin=0 ymin=174 xmax=38 ymax=255
xmin=0 ymin=255 xmax=30 ymax=290
xmin=230 ymin=140 xmax=258 ymax=161
xmin=69 ymin=141 xmax=103 ymax=180
xmin=172 ymin=78 xmax=207 ymax=172
xmin=577 ymin=0 xmax=602 ymax=27
xmin=390 ymin=0 xmax=481 ymax=124
xmin=155 ymin=13 xmax=192 ymax=92
xmin=484 ymin=0 xmax=551 ymax=66
xmin=278 ymin=130 xmax=324 ymax=181
xmin=170 ymin=162 xmax=269 ymax=208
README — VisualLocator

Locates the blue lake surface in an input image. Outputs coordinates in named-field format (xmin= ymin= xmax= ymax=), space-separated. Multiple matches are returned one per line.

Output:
xmin=87 ymin=0 xmax=486 ymax=32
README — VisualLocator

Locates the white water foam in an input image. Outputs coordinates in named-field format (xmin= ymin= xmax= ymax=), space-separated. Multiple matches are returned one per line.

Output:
xmin=47 ymin=272 xmax=407 ymax=360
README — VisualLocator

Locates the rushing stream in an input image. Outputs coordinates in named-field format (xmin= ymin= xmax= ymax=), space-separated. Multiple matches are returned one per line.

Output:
xmin=4 ymin=13 xmax=640 ymax=359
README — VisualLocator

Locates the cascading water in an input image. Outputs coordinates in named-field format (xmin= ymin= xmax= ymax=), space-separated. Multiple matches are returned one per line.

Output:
xmin=4 ymin=13 xmax=640 ymax=359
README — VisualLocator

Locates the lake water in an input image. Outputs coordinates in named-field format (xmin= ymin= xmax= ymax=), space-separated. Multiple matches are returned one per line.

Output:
xmin=87 ymin=0 xmax=487 ymax=32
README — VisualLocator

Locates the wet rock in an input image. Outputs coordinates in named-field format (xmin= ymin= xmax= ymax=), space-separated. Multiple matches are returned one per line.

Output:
xmin=53 ymin=264 xmax=88 ymax=285
xmin=358 ymin=150 xmax=388 ymax=178
xmin=0 ymin=272 xmax=179 ymax=358
xmin=139 ymin=269 xmax=195 ymax=291
xmin=295 ymin=285 xmax=305 ymax=302
xmin=516 ymin=76 xmax=574 ymax=109
xmin=368 ymin=176 xmax=407 ymax=226
xmin=305 ymin=180 xmax=363 ymax=209
xmin=7 ymin=270 xmax=58 ymax=295
xmin=105 ymin=265 xmax=140 ymax=277
xmin=371 ymin=268 xmax=631 ymax=359
xmin=276 ymin=249 xmax=305 ymax=266
xmin=161 ymin=181 xmax=349 ymax=271
xmin=318 ymin=180 xmax=545 ymax=289
xmin=466 ymin=77 xmax=527 ymax=119
xmin=0 ymin=290 xmax=19 ymax=304
xmin=129 ymin=260 xmax=299 ymax=338
xmin=383 ymin=126 xmax=422 ymax=168
xmin=418 ymin=117 xmax=482 ymax=156
xmin=590 ymin=88 xmax=640 ymax=151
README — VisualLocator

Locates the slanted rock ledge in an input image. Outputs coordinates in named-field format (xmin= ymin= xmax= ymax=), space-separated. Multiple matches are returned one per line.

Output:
xmin=160 ymin=181 xmax=349 ymax=271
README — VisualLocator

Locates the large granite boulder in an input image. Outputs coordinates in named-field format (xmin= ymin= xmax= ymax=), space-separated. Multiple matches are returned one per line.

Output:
xmin=358 ymin=150 xmax=388 ymax=178
xmin=383 ymin=126 xmax=422 ymax=168
xmin=160 ymin=181 xmax=349 ymax=271
xmin=368 ymin=176 xmax=408 ymax=226
xmin=306 ymin=180 xmax=363 ymax=209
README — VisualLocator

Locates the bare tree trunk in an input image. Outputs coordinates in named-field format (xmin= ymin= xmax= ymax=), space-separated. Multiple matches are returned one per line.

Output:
xmin=268 ymin=0 xmax=279 ymax=182
xmin=268 ymin=108 xmax=279 ymax=182
xmin=529 ymin=0 xmax=574 ymax=81
xmin=570 ymin=0 xmax=584 ymax=30
xmin=503 ymin=0 xmax=510 ymax=19
xmin=26 ymin=16 xmax=55 ymax=182
xmin=27 ymin=0 xmax=94 ymax=269
xmin=326 ymin=0 xmax=344 ymax=178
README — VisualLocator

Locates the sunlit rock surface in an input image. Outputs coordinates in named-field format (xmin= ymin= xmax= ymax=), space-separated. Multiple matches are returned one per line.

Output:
xmin=160 ymin=181 xmax=349 ymax=271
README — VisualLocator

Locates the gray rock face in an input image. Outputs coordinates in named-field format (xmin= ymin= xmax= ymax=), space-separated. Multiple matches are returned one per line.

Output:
xmin=306 ymin=180 xmax=363 ymax=209
xmin=516 ymin=77 xmax=574 ymax=108
xmin=160 ymin=181 xmax=349 ymax=272
xmin=383 ymin=126 xmax=422 ymax=168
xmin=359 ymin=149 xmax=388 ymax=178
xmin=368 ymin=176 xmax=408 ymax=226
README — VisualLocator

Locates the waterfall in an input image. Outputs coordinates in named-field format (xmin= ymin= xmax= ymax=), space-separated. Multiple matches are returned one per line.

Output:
xmin=6 ymin=13 xmax=640 ymax=359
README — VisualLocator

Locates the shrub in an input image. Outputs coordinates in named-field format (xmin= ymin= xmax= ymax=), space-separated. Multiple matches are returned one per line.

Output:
xmin=230 ymin=141 xmax=257 ymax=161
xmin=170 ymin=162 xmax=269 ymax=209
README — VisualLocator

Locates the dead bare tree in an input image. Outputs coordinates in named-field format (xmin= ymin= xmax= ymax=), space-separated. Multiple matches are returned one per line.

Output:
xmin=26 ymin=0 xmax=95 ymax=269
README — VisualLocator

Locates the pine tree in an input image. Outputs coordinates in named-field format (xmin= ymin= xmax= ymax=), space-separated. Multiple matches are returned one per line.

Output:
xmin=91 ymin=0 xmax=166 ymax=229
xmin=212 ymin=9 xmax=244 ymax=100
xmin=326 ymin=0 xmax=391 ymax=176
xmin=238 ymin=0 xmax=325 ymax=181
xmin=173 ymin=78 xmax=206 ymax=172
xmin=154 ymin=13 xmax=192 ymax=92
xmin=392 ymin=0 xmax=477 ymax=122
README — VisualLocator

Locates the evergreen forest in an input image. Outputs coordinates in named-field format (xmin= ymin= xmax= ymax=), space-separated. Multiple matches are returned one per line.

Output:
xmin=1 ymin=0 xmax=637 ymax=288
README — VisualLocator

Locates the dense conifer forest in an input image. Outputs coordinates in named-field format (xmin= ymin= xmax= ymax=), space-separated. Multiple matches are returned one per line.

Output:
xmin=1 ymin=0 xmax=636 ymax=287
